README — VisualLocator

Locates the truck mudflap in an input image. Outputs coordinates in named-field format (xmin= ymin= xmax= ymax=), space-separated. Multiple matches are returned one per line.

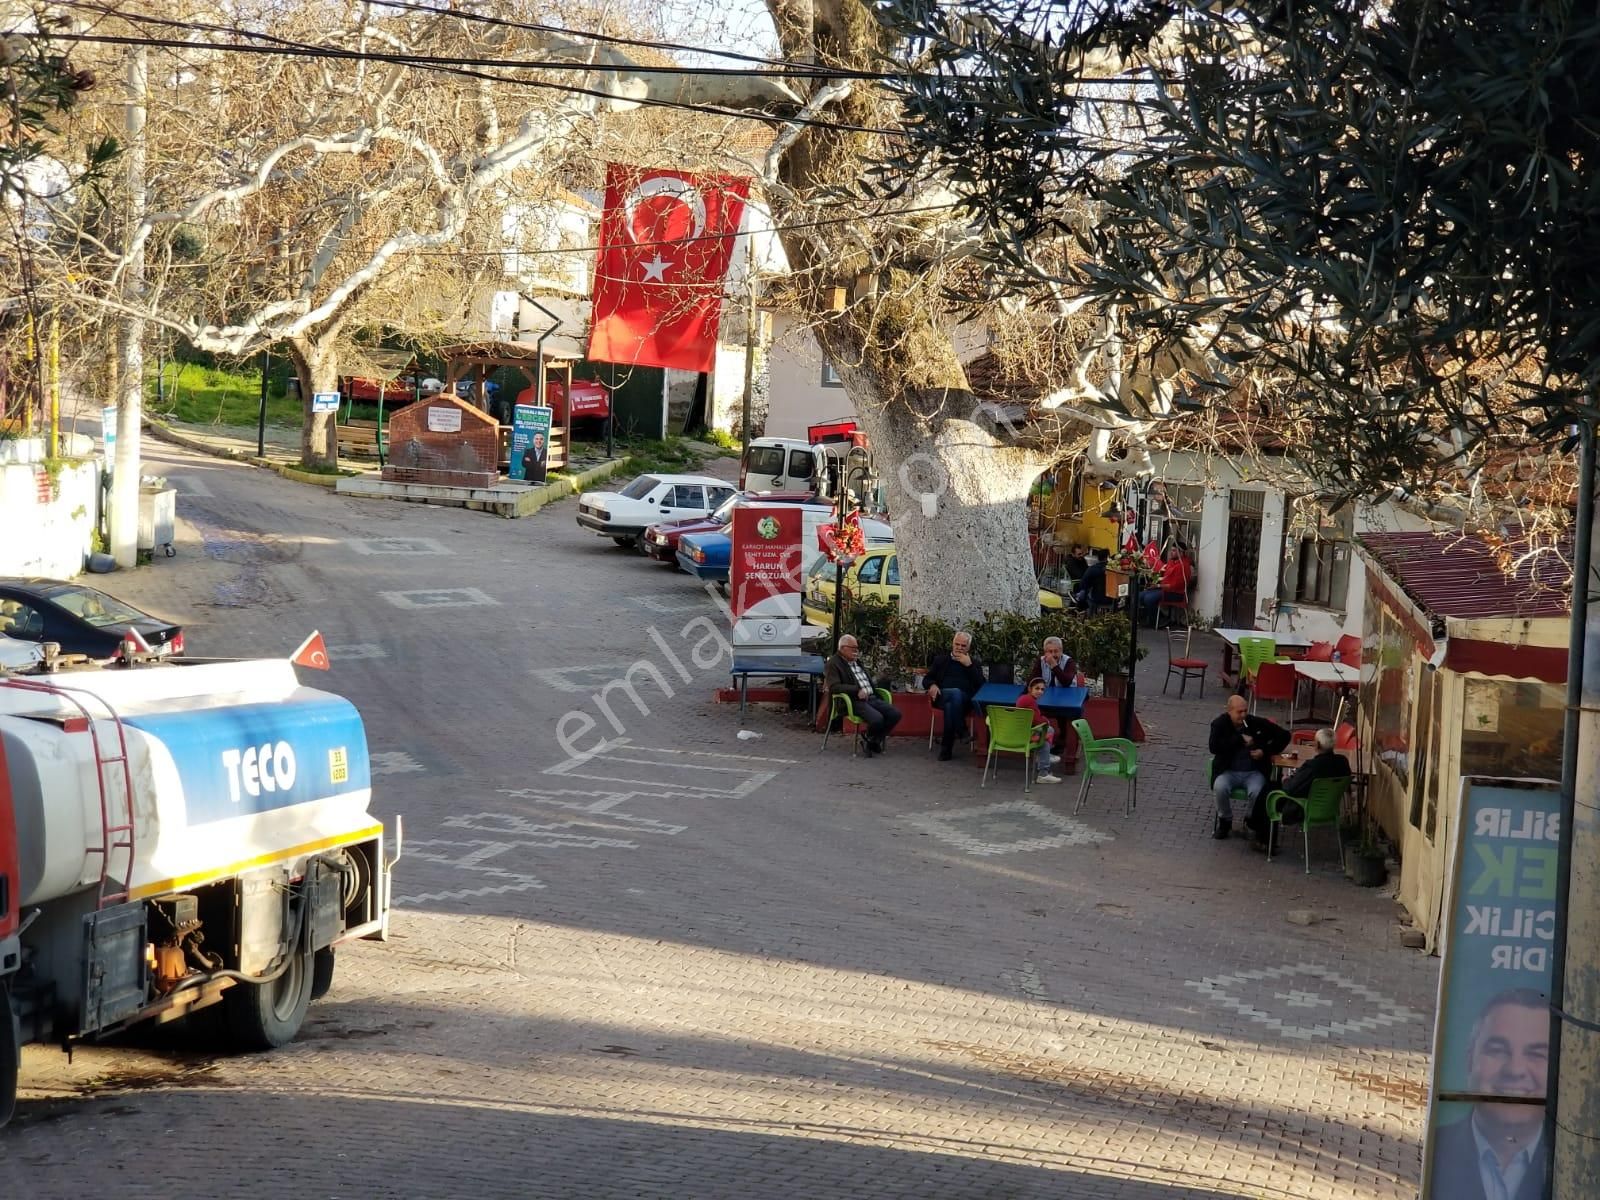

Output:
xmin=81 ymin=900 xmax=148 ymax=1035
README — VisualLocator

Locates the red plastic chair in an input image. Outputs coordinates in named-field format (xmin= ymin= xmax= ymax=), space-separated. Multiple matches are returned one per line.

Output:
xmin=1306 ymin=641 xmax=1334 ymax=662
xmin=1250 ymin=661 xmax=1298 ymax=725
xmin=1335 ymin=722 xmax=1360 ymax=752
xmin=1334 ymin=634 xmax=1362 ymax=665
xmin=1290 ymin=728 xmax=1319 ymax=745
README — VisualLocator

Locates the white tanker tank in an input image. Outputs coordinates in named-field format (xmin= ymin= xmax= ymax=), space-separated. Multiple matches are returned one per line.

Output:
xmin=0 ymin=654 xmax=398 ymax=1127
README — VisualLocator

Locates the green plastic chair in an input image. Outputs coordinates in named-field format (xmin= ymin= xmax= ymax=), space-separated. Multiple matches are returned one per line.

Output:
xmin=1236 ymin=635 xmax=1278 ymax=684
xmin=821 ymin=687 xmax=894 ymax=757
xmin=982 ymin=706 xmax=1043 ymax=792
xmin=1071 ymin=718 xmax=1138 ymax=816
xmin=1207 ymin=761 xmax=1251 ymax=820
xmin=1266 ymin=776 xmax=1350 ymax=873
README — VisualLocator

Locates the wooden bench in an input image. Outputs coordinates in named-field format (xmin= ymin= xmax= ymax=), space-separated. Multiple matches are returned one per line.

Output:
xmin=336 ymin=420 xmax=386 ymax=460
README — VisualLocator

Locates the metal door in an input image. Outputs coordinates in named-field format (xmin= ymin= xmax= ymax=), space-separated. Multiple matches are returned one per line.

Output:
xmin=1222 ymin=490 xmax=1264 ymax=628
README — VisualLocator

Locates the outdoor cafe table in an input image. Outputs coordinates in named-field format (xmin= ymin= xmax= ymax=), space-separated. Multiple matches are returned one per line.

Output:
xmin=1291 ymin=660 xmax=1359 ymax=725
xmin=731 ymin=654 xmax=824 ymax=722
xmin=966 ymin=683 xmax=1090 ymax=761
xmin=1215 ymin=627 xmax=1314 ymax=684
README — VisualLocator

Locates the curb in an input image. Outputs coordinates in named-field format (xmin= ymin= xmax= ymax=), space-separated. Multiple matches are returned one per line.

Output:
xmin=144 ymin=418 xmax=366 ymax=489
xmin=144 ymin=417 xmax=627 ymax=506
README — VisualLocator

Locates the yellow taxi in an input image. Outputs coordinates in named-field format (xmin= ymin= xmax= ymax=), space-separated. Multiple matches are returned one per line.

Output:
xmin=801 ymin=545 xmax=1065 ymax=626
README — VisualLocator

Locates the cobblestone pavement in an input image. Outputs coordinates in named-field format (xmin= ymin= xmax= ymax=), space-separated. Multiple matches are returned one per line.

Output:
xmin=4 ymin=438 xmax=1437 ymax=1200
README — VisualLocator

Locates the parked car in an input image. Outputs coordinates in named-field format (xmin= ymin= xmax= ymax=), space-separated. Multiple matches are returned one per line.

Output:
xmin=0 ymin=579 xmax=186 ymax=661
xmin=643 ymin=491 xmax=828 ymax=566
xmin=576 ymin=474 xmax=738 ymax=550
xmin=799 ymin=545 xmax=1065 ymax=627
xmin=685 ymin=515 xmax=892 ymax=586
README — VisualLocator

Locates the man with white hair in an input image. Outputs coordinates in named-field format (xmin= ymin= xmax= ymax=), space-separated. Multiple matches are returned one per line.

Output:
xmin=823 ymin=633 xmax=901 ymax=756
xmin=1245 ymin=726 xmax=1351 ymax=850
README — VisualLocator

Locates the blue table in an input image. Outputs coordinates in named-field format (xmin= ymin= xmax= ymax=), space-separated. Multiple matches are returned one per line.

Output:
xmin=973 ymin=682 xmax=1025 ymax=707
xmin=731 ymin=654 xmax=825 ymax=722
xmin=1040 ymin=685 xmax=1088 ymax=712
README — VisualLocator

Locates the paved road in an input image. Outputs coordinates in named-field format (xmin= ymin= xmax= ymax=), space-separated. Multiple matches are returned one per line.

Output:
xmin=5 ymin=439 xmax=1438 ymax=1199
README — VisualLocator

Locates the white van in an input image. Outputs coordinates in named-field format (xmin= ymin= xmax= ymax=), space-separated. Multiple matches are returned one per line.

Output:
xmin=741 ymin=438 xmax=817 ymax=495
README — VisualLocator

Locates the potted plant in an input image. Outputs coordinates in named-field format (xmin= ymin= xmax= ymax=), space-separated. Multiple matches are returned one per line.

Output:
xmin=1350 ymin=830 xmax=1388 ymax=887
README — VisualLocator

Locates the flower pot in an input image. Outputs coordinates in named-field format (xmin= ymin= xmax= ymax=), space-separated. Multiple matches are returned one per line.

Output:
xmin=1350 ymin=853 xmax=1388 ymax=888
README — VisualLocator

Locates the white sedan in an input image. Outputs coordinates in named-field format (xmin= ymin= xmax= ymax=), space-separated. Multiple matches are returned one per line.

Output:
xmin=576 ymin=473 xmax=738 ymax=550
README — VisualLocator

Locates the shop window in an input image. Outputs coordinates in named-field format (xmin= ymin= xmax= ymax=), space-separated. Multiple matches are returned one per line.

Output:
xmin=1363 ymin=596 xmax=1414 ymax=793
xmin=1409 ymin=669 xmax=1441 ymax=834
xmin=1149 ymin=482 xmax=1204 ymax=554
xmin=1460 ymin=678 xmax=1564 ymax=781
xmin=1285 ymin=498 xmax=1354 ymax=610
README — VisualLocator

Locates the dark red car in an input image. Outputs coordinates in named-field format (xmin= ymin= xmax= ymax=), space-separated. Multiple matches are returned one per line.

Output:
xmin=641 ymin=491 xmax=823 ymax=565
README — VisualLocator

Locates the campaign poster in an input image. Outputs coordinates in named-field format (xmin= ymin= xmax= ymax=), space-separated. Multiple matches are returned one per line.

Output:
xmin=730 ymin=504 xmax=805 ymax=620
xmin=510 ymin=404 xmax=553 ymax=483
xmin=1421 ymin=779 xmax=1559 ymax=1199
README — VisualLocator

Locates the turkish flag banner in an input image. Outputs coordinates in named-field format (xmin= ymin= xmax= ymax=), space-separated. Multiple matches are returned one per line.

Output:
xmin=588 ymin=164 xmax=751 ymax=374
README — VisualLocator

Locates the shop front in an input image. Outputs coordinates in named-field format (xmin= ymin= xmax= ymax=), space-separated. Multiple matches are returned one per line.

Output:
xmin=1356 ymin=531 xmax=1569 ymax=947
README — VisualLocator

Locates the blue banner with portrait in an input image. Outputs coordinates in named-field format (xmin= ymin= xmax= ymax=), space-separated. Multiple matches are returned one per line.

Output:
xmin=510 ymin=403 xmax=553 ymax=483
xmin=1422 ymin=778 xmax=1558 ymax=1199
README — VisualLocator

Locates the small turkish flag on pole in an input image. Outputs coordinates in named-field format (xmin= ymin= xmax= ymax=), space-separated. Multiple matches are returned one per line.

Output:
xmin=291 ymin=630 xmax=331 ymax=670
xmin=588 ymin=164 xmax=752 ymax=373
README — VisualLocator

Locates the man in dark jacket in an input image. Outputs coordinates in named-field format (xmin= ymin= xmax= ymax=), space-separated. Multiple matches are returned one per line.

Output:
xmin=927 ymin=630 xmax=986 ymax=761
xmin=1426 ymin=989 xmax=1548 ymax=1200
xmin=1208 ymin=694 xmax=1290 ymax=839
xmin=1072 ymin=547 xmax=1110 ymax=613
xmin=1245 ymin=726 xmax=1351 ymax=849
xmin=823 ymin=634 xmax=900 ymax=756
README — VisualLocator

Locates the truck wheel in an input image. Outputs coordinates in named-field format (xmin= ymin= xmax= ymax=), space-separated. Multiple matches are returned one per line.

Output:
xmin=0 ymin=980 xmax=17 ymax=1128
xmin=310 ymin=947 xmax=335 ymax=1002
xmin=224 ymin=944 xmax=314 ymax=1051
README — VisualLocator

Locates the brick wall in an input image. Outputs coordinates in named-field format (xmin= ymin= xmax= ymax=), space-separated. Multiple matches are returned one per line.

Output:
xmin=382 ymin=397 xmax=500 ymax=489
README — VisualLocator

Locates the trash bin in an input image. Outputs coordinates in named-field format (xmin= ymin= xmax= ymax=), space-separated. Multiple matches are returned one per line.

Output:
xmin=137 ymin=487 xmax=176 ymax=557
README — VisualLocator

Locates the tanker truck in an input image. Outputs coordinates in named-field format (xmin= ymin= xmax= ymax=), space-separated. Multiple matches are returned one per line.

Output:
xmin=0 ymin=651 xmax=397 ymax=1126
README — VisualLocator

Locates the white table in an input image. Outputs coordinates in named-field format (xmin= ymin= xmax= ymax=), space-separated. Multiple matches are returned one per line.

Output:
xmin=1292 ymin=660 xmax=1359 ymax=725
xmin=1215 ymin=628 xmax=1314 ymax=683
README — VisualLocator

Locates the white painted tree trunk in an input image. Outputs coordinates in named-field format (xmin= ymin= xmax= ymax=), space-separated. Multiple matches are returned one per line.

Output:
xmin=287 ymin=338 xmax=338 ymax=469
xmin=110 ymin=47 xmax=147 ymax=570
xmin=830 ymin=363 xmax=1042 ymax=624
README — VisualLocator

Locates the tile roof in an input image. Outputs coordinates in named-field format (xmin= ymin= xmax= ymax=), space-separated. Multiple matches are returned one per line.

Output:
xmin=1357 ymin=530 xmax=1572 ymax=621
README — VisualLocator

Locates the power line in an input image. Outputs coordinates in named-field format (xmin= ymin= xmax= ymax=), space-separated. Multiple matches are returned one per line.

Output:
xmin=53 ymin=29 xmax=905 ymax=136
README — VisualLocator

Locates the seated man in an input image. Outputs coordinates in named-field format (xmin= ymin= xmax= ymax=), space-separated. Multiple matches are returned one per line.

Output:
xmin=1208 ymin=694 xmax=1290 ymax=840
xmin=926 ymin=630 xmax=986 ymax=761
xmin=1072 ymin=547 xmax=1110 ymax=612
xmin=1246 ymin=726 xmax=1352 ymax=851
xmin=1031 ymin=635 xmax=1078 ymax=755
xmin=823 ymin=634 xmax=901 ymax=757
xmin=1063 ymin=543 xmax=1090 ymax=583
xmin=1139 ymin=547 xmax=1193 ymax=626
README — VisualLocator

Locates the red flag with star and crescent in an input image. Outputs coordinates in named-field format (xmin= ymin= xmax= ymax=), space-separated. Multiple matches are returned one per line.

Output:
xmin=588 ymin=164 xmax=752 ymax=374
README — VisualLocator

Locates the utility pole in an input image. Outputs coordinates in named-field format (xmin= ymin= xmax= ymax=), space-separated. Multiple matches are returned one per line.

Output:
xmin=740 ymin=235 xmax=757 ymax=457
xmin=109 ymin=46 xmax=147 ymax=569
xmin=1550 ymin=420 xmax=1600 ymax=1195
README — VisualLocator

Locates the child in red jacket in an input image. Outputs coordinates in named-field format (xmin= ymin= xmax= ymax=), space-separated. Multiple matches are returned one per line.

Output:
xmin=1017 ymin=677 xmax=1062 ymax=784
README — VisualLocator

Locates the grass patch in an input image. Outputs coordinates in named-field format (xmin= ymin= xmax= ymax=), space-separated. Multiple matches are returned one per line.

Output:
xmin=616 ymin=436 xmax=710 ymax=477
xmin=287 ymin=461 xmax=357 ymax=477
xmin=148 ymin=362 xmax=299 ymax=427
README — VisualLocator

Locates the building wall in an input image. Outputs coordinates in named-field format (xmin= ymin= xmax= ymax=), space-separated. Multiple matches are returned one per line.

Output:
xmin=0 ymin=450 xmax=98 ymax=577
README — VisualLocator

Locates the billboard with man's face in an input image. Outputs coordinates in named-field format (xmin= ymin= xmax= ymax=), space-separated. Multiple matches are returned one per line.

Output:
xmin=1422 ymin=779 xmax=1558 ymax=1200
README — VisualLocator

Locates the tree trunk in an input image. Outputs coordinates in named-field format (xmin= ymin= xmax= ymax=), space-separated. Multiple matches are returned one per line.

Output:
xmin=287 ymin=337 xmax=338 ymax=469
xmin=834 ymin=365 xmax=1040 ymax=623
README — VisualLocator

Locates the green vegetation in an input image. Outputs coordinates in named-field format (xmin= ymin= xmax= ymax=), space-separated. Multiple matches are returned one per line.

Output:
xmin=147 ymin=361 xmax=299 ymax=427
xmin=616 ymin=436 xmax=712 ymax=477
xmin=703 ymin=428 xmax=740 ymax=452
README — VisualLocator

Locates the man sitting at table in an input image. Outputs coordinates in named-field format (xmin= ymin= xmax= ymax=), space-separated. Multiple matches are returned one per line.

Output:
xmin=1072 ymin=547 xmax=1110 ymax=612
xmin=927 ymin=630 xmax=986 ymax=761
xmin=1245 ymin=727 xmax=1352 ymax=851
xmin=823 ymin=634 xmax=901 ymax=757
xmin=1208 ymin=695 xmax=1290 ymax=840
xmin=1032 ymin=635 xmax=1078 ymax=755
